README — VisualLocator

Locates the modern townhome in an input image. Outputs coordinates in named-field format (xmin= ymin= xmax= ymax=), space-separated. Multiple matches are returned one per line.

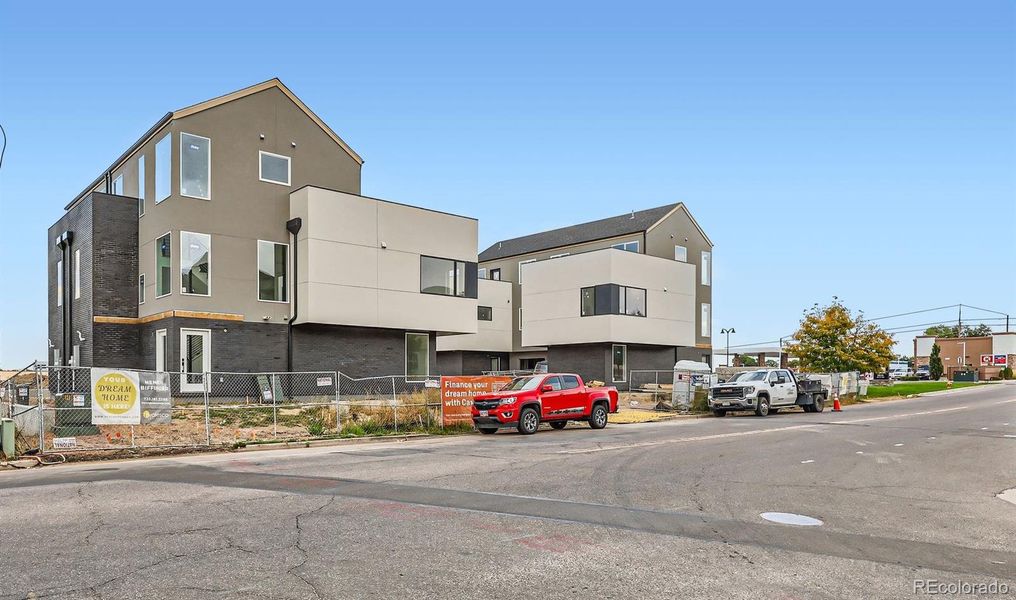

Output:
xmin=48 ymin=79 xmax=479 ymax=381
xmin=437 ymin=204 xmax=714 ymax=384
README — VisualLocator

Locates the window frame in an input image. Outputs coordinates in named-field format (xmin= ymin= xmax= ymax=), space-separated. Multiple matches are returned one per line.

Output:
xmin=155 ymin=231 xmax=172 ymax=298
xmin=674 ymin=245 xmax=687 ymax=262
xmin=56 ymin=259 xmax=63 ymax=307
xmin=490 ymin=268 xmax=501 ymax=281
xmin=155 ymin=133 xmax=171 ymax=203
xmin=256 ymin=240 xmax=290 ymax=303
xmin=612 ymin=344 xmax=627 ymax=383
xmin=111 ymin=174 xmax=124 ymax=196
xmin=258 ymin=150 xmax=291 ymax=186
xmin=477 ymin=306 xmax=493 ymax=321
xmin=611 ymin=240 xmax=640 ymax=253
xmin=138 ymin=273 xmax=146 ymax=305
xmin=180 ymin=230 xmax=212 ymax=297
xmin=73 ymin=249 xmax=81 ymax=300
xmin=419 ymin=255 xmax=477 ymax=298
xmin=518 ymin=259 xmax=536 ymax=284
xmin=137 ymin=154 xmax=146 ymax=217
xmin=155 ymin=329 xmax=168 ymax=372
xmin=519 ymin=307 xmax=523 ymax=331
xmin=701 ymin=250 xmax=712 ymax=286
xmin=580 ymin=284 xmax=647 ymax=318
xmin=477 ymin=267 xmax=487 ymax=280
xmin=701 ymin=303 xmax=711 ymax=338
xmin=405 ymin=332 xmax=430 ymax=382
xmin=179 ymin=132 xmax=211 ymax=200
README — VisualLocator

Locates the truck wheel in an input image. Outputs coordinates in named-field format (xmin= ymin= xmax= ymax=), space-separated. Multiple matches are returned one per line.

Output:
xmin=549 ymin=421 xmax=567 ymax=430
xmin=518 ymin=407 xmax=540 ymax=435
xmin=711 ymin=409 xmax=726 ymax=417
xmin=589 ymin=404 xmax=608 ymax=429
xmin=754 ymin=396 xmax=770 ymax=417
xmin=813 ymin=395 xmax=825 ymax=413
xmin=478 ymin=427 xmax=498 ymax=435
xmin=803 ymin=403 xmax=815 ymax=413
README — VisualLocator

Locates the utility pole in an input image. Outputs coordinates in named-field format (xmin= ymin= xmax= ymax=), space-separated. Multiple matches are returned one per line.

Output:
xmin=958 ymin=304 xmax=962 ymax=338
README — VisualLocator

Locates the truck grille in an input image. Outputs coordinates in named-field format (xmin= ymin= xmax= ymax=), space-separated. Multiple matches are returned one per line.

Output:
xmin=473 ymin=400 xmax=500 ymax=410
xmin=712 ymin=387 xmax=745 ymax=399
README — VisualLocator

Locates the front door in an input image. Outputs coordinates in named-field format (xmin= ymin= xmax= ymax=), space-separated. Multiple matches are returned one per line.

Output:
xmin=540 ymin=375 xmax=566 ymax=418
xmin=180 ymin=328 xmax=210 ymax=393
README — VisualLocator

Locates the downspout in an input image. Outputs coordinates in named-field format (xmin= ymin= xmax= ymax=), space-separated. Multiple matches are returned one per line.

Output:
xmin=285 ymin=217 xmax=302 ymax=373
xmin=55 ymin=231 xmax=74 ymax=365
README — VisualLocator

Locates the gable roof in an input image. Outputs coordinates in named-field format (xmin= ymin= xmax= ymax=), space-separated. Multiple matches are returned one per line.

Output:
xmin=66 ymin=78 xmax=361 ymax=210
xmin=479 ymin=203 xmax=680 ymax=262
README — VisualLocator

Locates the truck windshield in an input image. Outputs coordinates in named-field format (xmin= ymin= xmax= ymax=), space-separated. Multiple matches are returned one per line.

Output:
xmin=501 ymin=377 xmax=543 ymax=391
xmin=739 ymin=371 xmax=769 ymax=382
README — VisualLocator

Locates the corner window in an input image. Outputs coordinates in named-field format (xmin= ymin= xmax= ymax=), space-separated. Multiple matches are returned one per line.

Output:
xmin=139 ymin=273 xmax=146 ymax=305
xmin=73 ymin=249 xmax=81 ymax=300
xmin=612 ymin=345 xmax=627 ymax=382
xmin=701 ymin=303 xmax=711 ymax=338
xmin=180 ymin=231 xmax=211 ymax=296
xmin=581 ymin=284 xmax=647 ymax=317
xmin=156 ymin=233 xmax=171 ymax=297
xmin=518 ymin=259 xmax=535 ymax=284
xmin=674 ymin=245 xmax=687 ymax=262
xmin=420 ymin=256 xmax=477 ymax=298
xmin=258 ymin=240 xmax=288 ymax=302
xmin=611 ymin=240 xmax=639 ymax=253
xmin=259 ymin=151 xmax=291 ymax=186
xmin=701 ymin=251 xmax=711 ymax=286
xmin=406 ymin=333 xmax=429 ymax=380
xmin=56 ymin=259 xmax=63 ymax=307
xmin=478 ymin=306 xmax=493 ymax=321
xmin=180 ymin=133 xmax=211 ymax=200
xmin=112 ymin=174 xmax=123 ymax=195
xmin=155 ymin=134 xmax=171 ymax=203
xmin=138 ymin=155 xmax=146 ymax=216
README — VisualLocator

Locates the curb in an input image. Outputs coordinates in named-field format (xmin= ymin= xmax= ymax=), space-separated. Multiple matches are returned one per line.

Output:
xmin=236 ymin=432 xmax=440 ymax=452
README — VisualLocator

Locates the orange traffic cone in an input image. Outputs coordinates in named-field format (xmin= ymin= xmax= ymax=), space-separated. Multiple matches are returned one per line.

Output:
xmin=832 ymin=394 xmax=842 ymax=412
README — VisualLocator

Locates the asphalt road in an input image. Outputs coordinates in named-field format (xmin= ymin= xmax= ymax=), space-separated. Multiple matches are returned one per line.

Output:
xmin=2 ymin=383 xmax=1015 ymax=599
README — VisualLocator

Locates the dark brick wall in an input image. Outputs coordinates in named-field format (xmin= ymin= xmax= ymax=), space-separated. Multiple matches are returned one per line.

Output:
xmin=48 ymin=196 xmax=94 ymax=367
xmin=92 ymin=194 xmax=139 ymax=319
xmin=436 ymin=351 xmax=463 ymax=376
xmin=92 ymin=323 xmax=142 ymax=369
xmin=292 ymin=324 xmax=437 ymax=378
xmin=436 ymin=351 xmax=509 ymax=376
xmin=134 ymin=317 xmax=288 ymax=373
xmin=676 ymin=346 xmax=711 ymax=365
xmin=548 ymin=343 xmax=678 ymax=384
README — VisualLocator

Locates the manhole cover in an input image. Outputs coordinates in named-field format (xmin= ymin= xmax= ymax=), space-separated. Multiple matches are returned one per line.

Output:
xmin=760 ymin=512 xmax=823 ymax=526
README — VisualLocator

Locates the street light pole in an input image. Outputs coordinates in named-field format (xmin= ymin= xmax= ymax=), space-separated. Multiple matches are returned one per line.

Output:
xmin=721 ymin=328 xmax=735 ymax=367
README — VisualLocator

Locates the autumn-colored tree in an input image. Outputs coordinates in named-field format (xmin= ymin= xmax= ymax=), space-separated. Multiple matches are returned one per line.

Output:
xmin=790 ymin=298 xmax=895 ymax=373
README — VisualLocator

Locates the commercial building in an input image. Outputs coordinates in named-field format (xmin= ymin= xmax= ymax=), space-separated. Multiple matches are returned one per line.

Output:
xmin=913 ymin=333 xmax=1016 ymax=379
xmin=48 ymin=79 xmax=479 ymax=380
xmin=437 ymin=204 xmax=714 ymax=384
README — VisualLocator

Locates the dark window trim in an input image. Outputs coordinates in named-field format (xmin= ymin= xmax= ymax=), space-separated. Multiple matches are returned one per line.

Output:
xmin=419 ymin=255 xmax=478 ymax=299
xmin=580 ymin=283 xmax=648 ymax=318
xmin=477 ymin=306 xmax=493 ymax=321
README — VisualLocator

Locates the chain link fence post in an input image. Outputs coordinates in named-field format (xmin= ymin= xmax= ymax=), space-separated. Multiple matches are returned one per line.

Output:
xmin=334 ymin=370 xmax=342 ymax=431
xmin=36 ymin=364 xmax=44 ymax=452
xmin=271 ymin=373 xmax=279 ymax=438
xmin=204 ymin=372 xmax=211 ymax=446
xmin=390 ymin=376 xmax=398 ymax=434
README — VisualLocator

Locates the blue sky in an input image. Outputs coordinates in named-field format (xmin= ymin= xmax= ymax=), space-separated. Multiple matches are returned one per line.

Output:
xmin=1 ymin=0 xmax=1014 ymax=366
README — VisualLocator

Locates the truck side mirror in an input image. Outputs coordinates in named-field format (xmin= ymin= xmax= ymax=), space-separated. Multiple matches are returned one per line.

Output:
xmin=541 ymin=385 xmax=553 ymax=392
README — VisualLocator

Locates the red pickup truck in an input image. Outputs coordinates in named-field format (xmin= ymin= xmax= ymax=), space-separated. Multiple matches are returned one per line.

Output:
xmin=471 ymin=373 xmax=620 ymax=435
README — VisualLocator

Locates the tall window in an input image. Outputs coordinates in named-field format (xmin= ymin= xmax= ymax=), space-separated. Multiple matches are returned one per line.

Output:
xmin=180 ymin=231 xmax=211 ymax=296
xmin=155 ymin=134 xmax=171 ymax=203
xmin=73 ymin=249 xmax=81 ymax=299
xmin=180 ymin=133 xmax=211 ymax=199
xmin=259 ymin=151 xmax=291 ymax=186
xmin=112 ymin=174 xmax=124 ymax=195
xmin=519 ymin=308 xmax=523 ymax=331
xmin=580 ymin=284 xmax=647 ymax=317
xmin=701 ymin=251 xmax=712 ymax=286
xmin=137 ymin=155 xmax=146 ymax=216
xmin=420 ymin=256 xmax=477 ymax=298
xmin=405 ymin=333 xmax=429 ymax=380
xmin=258 ymin=240 xmax=288 ymax=302
xmin=674 ymin=245 xmax=687 ymax=262
xmin=56 ymin=259 xmax=63 ymax=307
xmin=701 ymin=303 xmax=711 ymax=338
xmin=612 ymin=345 xmax=627 ymax=382
xmin=611 ymin=240 xmax=639 ymax=253
xmin=477 ymin=306 xmax=493 ymax=321
xmin=138 ymin=274 xmax=146 ymax=305
xmin=156 ymin=233 xmax=172 ymax=297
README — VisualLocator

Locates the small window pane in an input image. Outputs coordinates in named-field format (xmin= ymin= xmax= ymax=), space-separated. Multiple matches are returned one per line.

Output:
xmin=477 ymin=306 xmax=493 ymax=321
xmin=260 ymin=152 xmax=290 ymax=185
xmin=137 ymin=155 xmax=146 ymax=200
xmin=612 ymin=345 xmax=627 ymax=382
xmin=612 ymin=240 xmax=639 ymax=253
xmin=455 ymin=261 xmax=466 ymax=297
xmin=56 ymin=260 xmax=63 ymax=307
xmin=139 ymin=274 xmax=145 ymax=304
xmin=580 ymin=287 xmax=594 ymax=316
xmin=545 ymin=376 xmax=563 ymax=391
xmin=701 ymin=251 xmax=711 ymax=286
xmin=478 ymin=268 xmax=487 ymax=279
xmin=674 ymin=245 xmax=687 ymax=262
xmin=258 ymin=241 xmax=288 ymax=302
xmin=701 ymin=303 xmax=711 ymax=337
xmin=157 ymin=233 xmax=171 ymax=296
xmin=406 ymin=333 xmax=429 ymax=379
xmin=112 ymin=174 xmax=123 ymax=195
xmin=625 ymin=287 xmax=646 ymax=317
xmin=421 ymin=256 xmax=456 ymax=295
xmin=74 ymin=249 xmax=81 ymax=300
xmin=155 ymin=134 xmax=171 ymax=202
xmin=490 ymin=268 xmax=501 ymax=281
xmin=180 ymin=133 xmax=210 ymax=199
xmin=180 ymin=231 xmax=210 ymax=295
xmin=562 ymin=375 xmax=580 ymax=390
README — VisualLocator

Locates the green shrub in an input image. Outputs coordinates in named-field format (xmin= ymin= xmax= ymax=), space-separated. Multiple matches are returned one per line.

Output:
xmin=1002 ymin=367 xmax=1014 ymax=380
xmin=340 ymin=423 xmax=365 ymax=437
xmin=306 ymin=418 xmax=325 ymax=437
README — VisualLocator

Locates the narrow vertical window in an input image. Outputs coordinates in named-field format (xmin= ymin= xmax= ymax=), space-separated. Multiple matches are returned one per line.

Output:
xmin=156 ymin=233 xmax=171 ymax=297
xmin=405 ymin=333 xmax=430 ymax=380
xmin=519 ymin=308 xmax=523 ymax=331
xmin=180 ymin=231 xmax=211 ymax=296
xmin=56 ymin=259 xmax=63 ymax=307
xmin=701 ymin=303 xmax=711 ymax=338
xmin=612 ymin=345 xmax=627 ymax=382
xmin=112 ymin=174 xmax=124 ymax=195
xmin=701 ymin=251 xmax=711 ymax=286
xmin=73 ymin=249 xmax=81 ymax=299
xmin=139 ymin=273 xmax=146 ymax=305
xmin=257 ymin=240 xmax=288 ymax=302
xmin=180 ymin=133 xmax=211 ymax=199
xmin=137 ymin=154 xmax=146 ymax=216
xmin=155 ymin=134 xmax=171 ymax=203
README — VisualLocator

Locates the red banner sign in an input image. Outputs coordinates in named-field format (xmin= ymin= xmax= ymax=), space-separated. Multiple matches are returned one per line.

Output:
xmin=440 ymin=376 xmax=512 ymax=427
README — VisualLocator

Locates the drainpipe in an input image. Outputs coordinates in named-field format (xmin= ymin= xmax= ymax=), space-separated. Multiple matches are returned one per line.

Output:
xmin=55 ymin=231 xmax=74 ymax=365
xmin=285 ymin=217 xmax=302 ymax=373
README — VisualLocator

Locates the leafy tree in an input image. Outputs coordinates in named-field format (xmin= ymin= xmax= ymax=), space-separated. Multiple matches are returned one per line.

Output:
xmin=924 ymin=324 xmax=994 ymax=338
xmin=740 ymin=355 xmax=758 ymax=366
xmin=790 ymin=298 xmax=895 ymax=373
xmin=963 ymin=324 xmax=993 ymax=337
xmin=929 ymin=344 xmax=943 ymax=380
xmin=765 ymin=359 xmax=778 ymax=367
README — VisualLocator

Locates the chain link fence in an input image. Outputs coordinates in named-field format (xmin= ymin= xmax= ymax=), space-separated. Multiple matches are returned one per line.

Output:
xmin=5 ymin=365 xmax=449 ymax=453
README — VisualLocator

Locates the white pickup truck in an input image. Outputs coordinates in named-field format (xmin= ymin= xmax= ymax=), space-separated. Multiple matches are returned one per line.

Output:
xmin=708 ymin=369 xmax=827 ymax=417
